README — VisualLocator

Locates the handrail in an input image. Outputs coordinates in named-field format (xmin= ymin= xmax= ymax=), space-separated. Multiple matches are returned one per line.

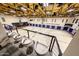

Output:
xmin=55 ymin=37 xmax=62 ymax=56
xmin=22 ymin=29 xmax=54 ymax=38
xmin=22 ymin=29 xmax=62 ymax=56
xmin=49 ymin=36 xmax=62 ymax=56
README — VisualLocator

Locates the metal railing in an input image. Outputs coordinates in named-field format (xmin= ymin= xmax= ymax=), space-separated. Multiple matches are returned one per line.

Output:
xmin=49 ymin=36 xmax=62 ymax=56
xmin=22 ymin=29 xmax=62 ymax=56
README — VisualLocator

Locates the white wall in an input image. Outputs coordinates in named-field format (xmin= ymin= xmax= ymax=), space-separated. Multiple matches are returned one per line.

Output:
xmin=0 ymin=15 xmax=79 ymax=28
xmin=72 ymin=16 xmax=79 ymax=30
xmin=28 ymin=17 xmax=74 ymax=26
xmin=0 ymin=22 xmax=7 ymax=42
xmin=0 ymin=15 xmax=28 ymax=25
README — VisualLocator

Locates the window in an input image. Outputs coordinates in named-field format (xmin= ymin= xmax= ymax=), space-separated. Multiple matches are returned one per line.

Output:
xmin=54 ymin=19 xmax=56 ymax=22
xmin=66 ymin=19 xmax=68 ymax=23
xmin=1 ymin=17 xmax=5 ymax=22
xmin=75 ymin=19 xmax=79 ymax=23
xmin=37 ymin=19 xmax=39 ymax=21
xmin=72 ymin=19 xmax=76 ymax=23
xmin=45 ymin=19 xmax=47 ymax=22
xmin=52 ymin=19 xmax=53 ymax=22
xmin=62 ymin=19 xmax=64 ymax=23
xmin=42 ymin=18 xmax=45 ymax=22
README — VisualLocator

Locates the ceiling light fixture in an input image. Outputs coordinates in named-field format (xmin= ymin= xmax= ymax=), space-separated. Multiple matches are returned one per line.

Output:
xmin=46 ymin=11 xmax=51 ymax=15
xmin=67 ymin=9 xmax=74 ymax=12
xmin=21 ymin=7 xmax=27 ymax=11
xmin=43 ymin=3 xmax=49 ymax=7
xmin=10 ymin=10 xmax=16 ymax=13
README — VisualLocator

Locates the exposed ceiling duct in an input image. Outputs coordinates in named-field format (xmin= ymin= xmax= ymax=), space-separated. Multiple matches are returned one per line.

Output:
xmin=0 ymin=3 xmax=79 ymax=17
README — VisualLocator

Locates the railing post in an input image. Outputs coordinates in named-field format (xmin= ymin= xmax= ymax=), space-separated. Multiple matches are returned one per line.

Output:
xmin=27 ymin=30 xmax=30 ymax=39
xmin=49 ymin=36 xmax=62 ymax=56
xmin=55 ymin=37 xmax=62 ymax=56
xmin=22 ymin=29 xmax=62 ymax=56
xmin=15 ymin=27 xmax=20 ymax=35
xmin=49 ymin=36 xmax=55 ymax=52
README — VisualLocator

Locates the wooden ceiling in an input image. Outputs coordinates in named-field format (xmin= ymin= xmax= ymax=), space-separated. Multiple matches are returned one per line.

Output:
xmin=0 ymin=3 xmax=79 ymax=17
